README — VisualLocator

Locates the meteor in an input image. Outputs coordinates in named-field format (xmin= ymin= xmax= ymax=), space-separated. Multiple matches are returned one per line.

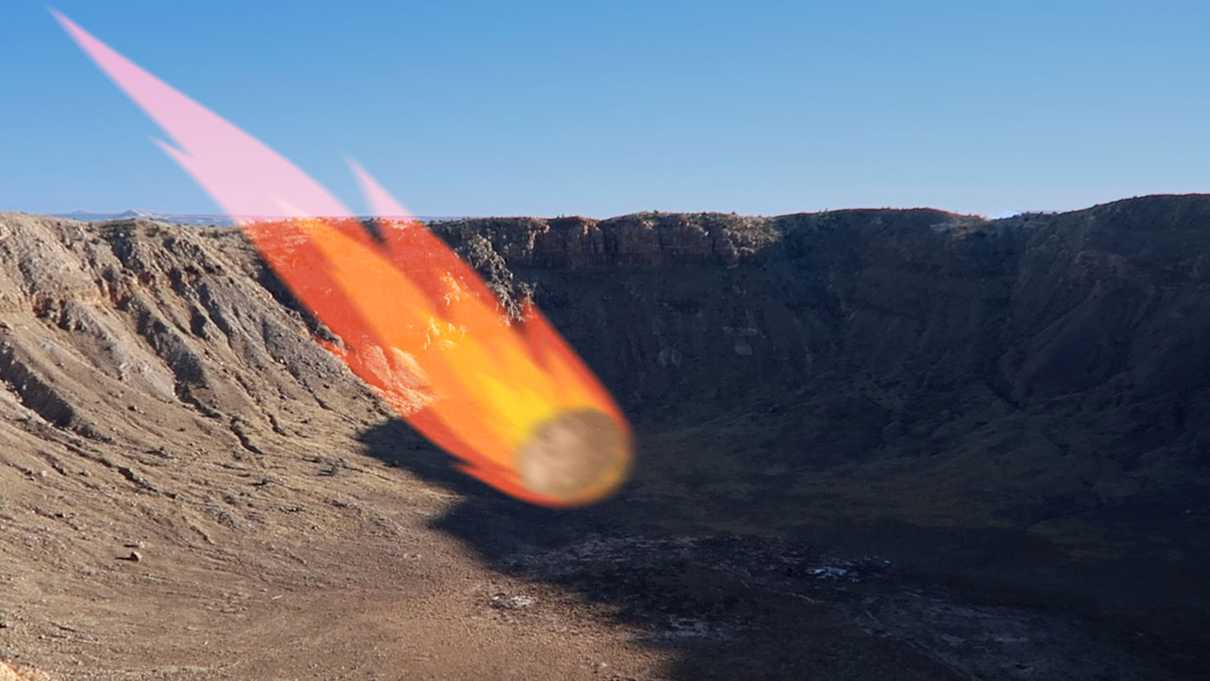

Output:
xmin=53 ymin=11 xmax=632 ymax=507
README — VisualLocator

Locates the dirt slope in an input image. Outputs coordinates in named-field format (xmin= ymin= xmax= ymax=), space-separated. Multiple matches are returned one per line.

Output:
xmin=1 ymin=198 xmax=1208 ymax=679
xmin=0 ymin=215 xmax=673 ymax=680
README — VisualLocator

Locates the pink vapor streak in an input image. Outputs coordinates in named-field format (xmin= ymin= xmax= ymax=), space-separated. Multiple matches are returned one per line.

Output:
xmin=52 ymin=9 xmax=402 ymax=223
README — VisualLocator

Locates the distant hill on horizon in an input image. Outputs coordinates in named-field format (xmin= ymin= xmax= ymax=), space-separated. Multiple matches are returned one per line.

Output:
xmin=40 ymin=193 xmax=1210 ymax=226
xmin=49 ymin=209 xmax=459 ymax=225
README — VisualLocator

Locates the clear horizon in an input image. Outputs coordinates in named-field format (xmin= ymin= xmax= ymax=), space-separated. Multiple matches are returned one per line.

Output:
xmin=25 ymin=191 xmax=1206 ymax=222
xmin=4 ymin=1 xmax=1210 ymax=217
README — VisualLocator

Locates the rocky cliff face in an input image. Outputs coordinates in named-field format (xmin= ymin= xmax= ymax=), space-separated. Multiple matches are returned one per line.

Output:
xmin=443 ymin=200 xmax=1209 ymax=410
xmin=1 ymin=196 xmax=1208 ymax=679
xmin=444 ymin=200 xmax=1210 ymax=478
xmin=426 ymin=203 xmax=1210 ymax=584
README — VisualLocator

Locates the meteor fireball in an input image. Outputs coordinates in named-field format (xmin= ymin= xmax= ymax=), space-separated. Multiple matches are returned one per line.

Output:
xmin=54 ymin=11 xmax=632 ymax=507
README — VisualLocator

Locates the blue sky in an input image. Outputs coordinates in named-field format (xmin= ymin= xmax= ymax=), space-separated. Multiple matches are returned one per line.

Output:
xmin=3 ymin=1 xmax=1209 ymax=217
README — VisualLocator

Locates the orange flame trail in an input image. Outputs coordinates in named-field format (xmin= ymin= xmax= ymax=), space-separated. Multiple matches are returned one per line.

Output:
xmin=54 ymin=11 xmax=632 ymax=506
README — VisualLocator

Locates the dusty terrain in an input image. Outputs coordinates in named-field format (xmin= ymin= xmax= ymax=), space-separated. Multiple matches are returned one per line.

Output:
xmin=1 ymin=196 xmax=1208 ymax=679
